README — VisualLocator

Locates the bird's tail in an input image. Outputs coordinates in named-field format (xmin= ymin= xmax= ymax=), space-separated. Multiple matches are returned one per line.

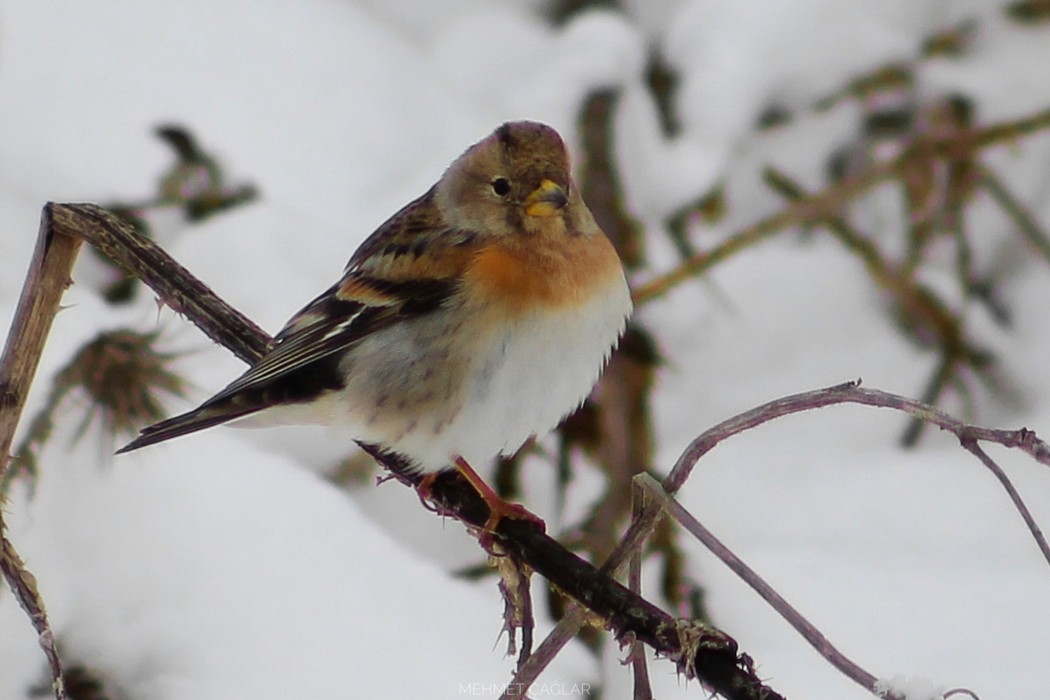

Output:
xmin=116 ymin=403 xmax=259 ymax=454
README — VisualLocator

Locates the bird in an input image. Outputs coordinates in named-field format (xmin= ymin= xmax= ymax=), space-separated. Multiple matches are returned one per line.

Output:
xmin=118 ymin=120 xmax=633 ymax=530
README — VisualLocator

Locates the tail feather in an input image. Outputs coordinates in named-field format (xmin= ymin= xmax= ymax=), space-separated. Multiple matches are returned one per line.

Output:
xmin=117 ymin=404 xmax=259 ymax=454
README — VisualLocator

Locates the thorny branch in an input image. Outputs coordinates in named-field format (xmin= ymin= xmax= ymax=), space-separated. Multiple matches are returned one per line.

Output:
xmin=47 ymin=203 xmax=269 ymax=365
xmin=0 ymin=207 xmax=80 ymax=700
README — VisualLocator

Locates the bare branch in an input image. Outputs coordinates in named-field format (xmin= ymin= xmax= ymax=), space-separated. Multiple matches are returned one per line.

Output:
xmin=958 ymin=438 xmax=1049 ymax=566
xmin=516 ymin=375 xmax=1041 ymax=699
xmin=661 ymin=381 xmax=1050 ymax=567
xmin=361 ymin=443 xmax=774 ymax=699
xmin=664 ymin=380 xmax=1050 ymax=482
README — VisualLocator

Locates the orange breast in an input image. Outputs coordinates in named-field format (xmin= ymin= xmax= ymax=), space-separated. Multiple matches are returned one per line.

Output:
xmin=465 ymin=230 xmax=623 ymax=314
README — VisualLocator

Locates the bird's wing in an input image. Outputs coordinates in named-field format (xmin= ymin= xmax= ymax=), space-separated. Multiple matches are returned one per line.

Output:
xmin=210 ymin=189 xmax=479 ymax=401
xmin=119 ymin=190 xmax=480 ymax=452
xmin=208 ymin=271 xmax=458 ymax=402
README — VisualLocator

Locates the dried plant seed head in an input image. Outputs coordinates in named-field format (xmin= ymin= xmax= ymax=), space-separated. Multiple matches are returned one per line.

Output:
xmin=5 ymin=330 xmax=184 ymax=491
xmin=64 ymin=329 xmax=186 ymax=439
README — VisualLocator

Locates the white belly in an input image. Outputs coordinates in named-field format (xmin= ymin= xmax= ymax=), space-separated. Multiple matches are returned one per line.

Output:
xmin=390 ymin=280 xmax=631 ymax=472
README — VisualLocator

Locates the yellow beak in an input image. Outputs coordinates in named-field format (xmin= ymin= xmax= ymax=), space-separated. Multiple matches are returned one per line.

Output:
xmin=524 ymin=179 xmax=568 ymax=218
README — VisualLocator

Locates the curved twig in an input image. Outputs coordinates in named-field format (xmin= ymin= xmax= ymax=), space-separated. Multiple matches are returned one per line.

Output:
xmin=662 ymin=380 xmax=1050 ymax=566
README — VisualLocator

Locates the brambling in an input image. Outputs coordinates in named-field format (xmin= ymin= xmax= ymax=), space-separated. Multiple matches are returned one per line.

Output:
xmin=119 ymin=121 xmax=633 ymax=528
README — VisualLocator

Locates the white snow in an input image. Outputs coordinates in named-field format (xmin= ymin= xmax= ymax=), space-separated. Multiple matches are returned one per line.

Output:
xmin=2 ymin=1 xmax=1050 ymax=699
xmin=874 ymin=675 xmax=948 ymax=700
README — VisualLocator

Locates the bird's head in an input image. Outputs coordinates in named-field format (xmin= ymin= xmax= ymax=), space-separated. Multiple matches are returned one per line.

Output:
xmin=436 ymin=121 xmax=576 ymax=236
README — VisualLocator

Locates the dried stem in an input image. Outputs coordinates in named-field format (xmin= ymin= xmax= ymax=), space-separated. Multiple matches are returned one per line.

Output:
xmin=762 ymin=166 xmax=993 ymax=446
xmin=662 ymin=380 xmax=1050 ymax=483
xmin=0 ymin=205 xmax=81 ymax=700
xmin=633 ymin=108 xmax=1050 ymax=305
xmin=499 ymin=608 xmax=591 ymax=700
xmin=979 ymin=165 xmax=1050 ymax=264
xmin=960 ymin=438 xmax=1048 ymax=564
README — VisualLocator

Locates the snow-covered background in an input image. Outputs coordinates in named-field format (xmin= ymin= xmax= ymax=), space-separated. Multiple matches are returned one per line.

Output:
xmin=2 ymin=1 xmax=1050 ymax=698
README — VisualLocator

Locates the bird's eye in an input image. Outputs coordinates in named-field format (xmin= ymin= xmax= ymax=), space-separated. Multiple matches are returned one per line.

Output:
xmin=491 ymin=177 xmax=511 ymax=197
